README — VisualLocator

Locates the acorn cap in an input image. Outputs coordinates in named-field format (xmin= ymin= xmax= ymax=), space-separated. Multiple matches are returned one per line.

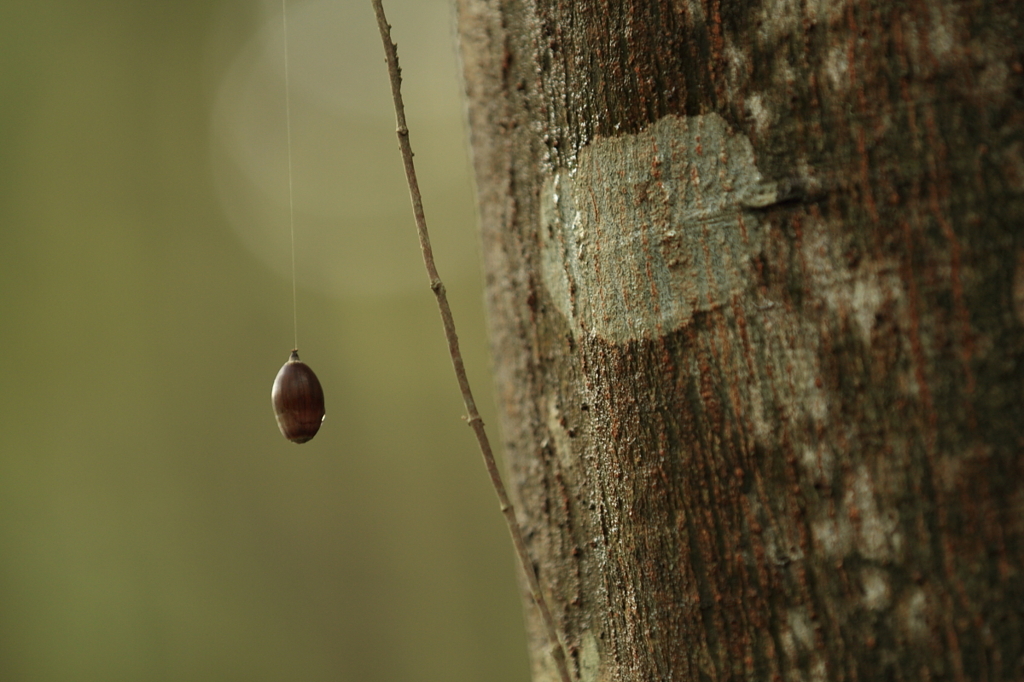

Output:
xmin=272 ymin=350 xmax=325 ymax=443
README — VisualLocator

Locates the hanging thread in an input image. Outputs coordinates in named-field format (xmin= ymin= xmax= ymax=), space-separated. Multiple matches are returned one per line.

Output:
xmin=282 ymin=0 xmax=298 ymax=351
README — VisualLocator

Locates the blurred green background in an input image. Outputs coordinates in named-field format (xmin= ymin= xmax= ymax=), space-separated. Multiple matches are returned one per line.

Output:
xmin=0 ymin=1 xmax=530 ymax=680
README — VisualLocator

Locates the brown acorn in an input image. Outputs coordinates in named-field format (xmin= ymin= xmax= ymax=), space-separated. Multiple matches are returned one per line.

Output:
xmin=272 ymin=350 xmax=325 ymax=443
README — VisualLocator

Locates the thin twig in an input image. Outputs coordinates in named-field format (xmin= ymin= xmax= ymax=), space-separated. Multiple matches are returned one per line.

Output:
xmin=369 ymin=2 xmax=572 ymax=681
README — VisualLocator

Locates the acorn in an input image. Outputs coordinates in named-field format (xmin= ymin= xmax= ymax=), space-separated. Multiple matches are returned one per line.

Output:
xmin=272 ymin=350 xmax=325 ymax=443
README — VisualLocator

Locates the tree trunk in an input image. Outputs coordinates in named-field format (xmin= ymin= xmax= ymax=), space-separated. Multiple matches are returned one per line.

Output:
xmin=455 ymin=1 xmax=1024 ymax=680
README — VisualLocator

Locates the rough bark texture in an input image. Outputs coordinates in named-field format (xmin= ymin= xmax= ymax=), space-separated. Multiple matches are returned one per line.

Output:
xmin=456 ymin=1 xmax=1024 ymax=680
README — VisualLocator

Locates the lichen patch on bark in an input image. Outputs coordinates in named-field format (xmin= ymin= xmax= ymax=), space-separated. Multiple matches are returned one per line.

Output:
xmin=540 ymin=113 xmax=772 ymax=343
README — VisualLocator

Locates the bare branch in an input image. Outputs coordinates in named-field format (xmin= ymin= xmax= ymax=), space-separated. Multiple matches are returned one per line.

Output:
xmin=369 ymin=2 xmax=572 ymax=680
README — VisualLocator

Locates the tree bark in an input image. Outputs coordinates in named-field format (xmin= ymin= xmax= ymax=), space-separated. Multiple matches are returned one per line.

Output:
xmin=455 ymin=1 xmax=1024 ymax=680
